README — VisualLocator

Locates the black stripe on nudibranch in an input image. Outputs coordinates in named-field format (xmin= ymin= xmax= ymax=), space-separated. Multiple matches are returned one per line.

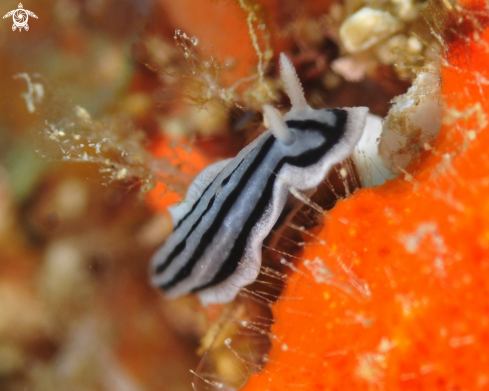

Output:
xmin=172 ymin=167 xmax=235 ymax=232
xmin=190 ymin=112 xmax=348 ymax=292
xmin=158 ymin=135 xmax=277 ymax=291
xmin=173 ymin=181 xmax=213 ymax=231
xmin=154 ymin=192 xmax=216 ymax=275
xmin=155 ymin=155 xmax=249 ymax=275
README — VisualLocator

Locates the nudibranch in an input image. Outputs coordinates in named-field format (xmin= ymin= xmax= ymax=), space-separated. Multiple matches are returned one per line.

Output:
xmin=151 ymin=53 xmax=368 ymax=306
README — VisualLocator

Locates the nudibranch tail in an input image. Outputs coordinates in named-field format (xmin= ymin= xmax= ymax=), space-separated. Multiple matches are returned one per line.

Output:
xmin=279 ymin=53 xmax=308 ymax=112
xmin=263 ymin=104 xmax=295 ymax=145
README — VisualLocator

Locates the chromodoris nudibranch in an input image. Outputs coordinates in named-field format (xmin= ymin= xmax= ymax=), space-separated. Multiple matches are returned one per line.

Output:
xmin=150 ymin=53 xmax=368 ymax=305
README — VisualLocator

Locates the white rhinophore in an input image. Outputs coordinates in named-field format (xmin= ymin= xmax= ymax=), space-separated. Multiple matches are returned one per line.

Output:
xmin=279 ymin=53 xmax=309 ymax=112
xmin=263 ymin=104 xmax=295 ymax=145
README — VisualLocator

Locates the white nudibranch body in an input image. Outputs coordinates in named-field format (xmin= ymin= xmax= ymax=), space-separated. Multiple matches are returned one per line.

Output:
xmin=151 ymin=53 xmax=368 ymax=306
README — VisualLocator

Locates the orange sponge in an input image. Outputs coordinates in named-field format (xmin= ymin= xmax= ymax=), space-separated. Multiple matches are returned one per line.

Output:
xmin=242 ymin=5 xmax=489 ymax=391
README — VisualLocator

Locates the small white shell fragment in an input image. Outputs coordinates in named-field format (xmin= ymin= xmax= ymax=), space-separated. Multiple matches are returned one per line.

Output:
xmin=331 ymin=56 xmax=369 ymax=82
xmin=391 ymin=0 xmax=420 ymax=22
xmin=407 ymin=36 xmax=423 ymax=53
xmin=379 ymin=64 xmax=442 ymax=173
xmin=339 ymin=8 xmax=404 ymax=53
xmin=376 ymin=34 xmax=408 ymax=65
xmin=352 ymin=114 xmax=397 ymax=187
xmin=75 ymin=105 xmax=91 ymax=120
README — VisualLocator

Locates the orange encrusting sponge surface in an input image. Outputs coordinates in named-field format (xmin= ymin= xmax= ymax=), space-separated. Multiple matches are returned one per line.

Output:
xmin=145 ymin=135 xmax=211 ymax=211
xmin=242 ymin=14 xmax=489 ymax=391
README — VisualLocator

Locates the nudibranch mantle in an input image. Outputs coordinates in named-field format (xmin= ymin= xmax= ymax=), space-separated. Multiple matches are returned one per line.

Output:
xmin=151 ymin=53 xmax=368 ymax=306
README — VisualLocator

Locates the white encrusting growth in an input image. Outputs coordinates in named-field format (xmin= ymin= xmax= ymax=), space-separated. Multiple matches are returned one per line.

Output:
xmin=352 ymin=114 xmax=397 ymax=187
xmin=379 ymin=64 xmax=441 ymax=173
